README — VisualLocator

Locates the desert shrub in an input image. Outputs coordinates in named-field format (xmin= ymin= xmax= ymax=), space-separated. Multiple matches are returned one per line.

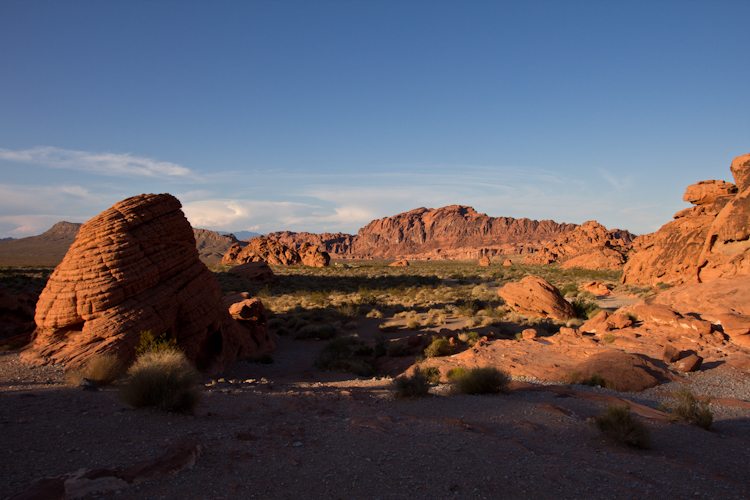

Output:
xmin=424 ymin=336 xmax=453 ymax=358
xmin=451 ymin=367 xmax=510 ymax=395
xmin=390 ymin=367 xmax=431 ymax=398
xmin=446 ymin=367 xmax=468 ymax=380
xmin=337 ymin=302 xmax=360 ymax=318
xmin=379 ymin=322 xmax=399 ymax=332
xmin=571 ymin=297 xmax=600 ymax=319
xmin=458 ymin=331 xmax=480 ymax=346
xmin=565 ymin=372 xmax=612 ymax=389
xmin=119 ymin=350 xmax=200 ymax=413
xmin=595 ymin=405 xmax=653 ymax=449
xmin=267 ymin=318 xmax=285 ymax=329
xmin=366 ymin=309 xmax=384 ymax=319
xmin=406 ymin=319 xmax=422 ymax=330
xmin=136 ymin=330 xmax=178 ymax=355
xmin=602 ymin=334 xmax=616 ymax=344
xmin=66 ymin=354 xmax=125 ymax=386
xmin=344 ymin=320 xmax=359 ymax=330
xmin=515 ymin=332 xmax=524 ymax=340
xmin=558 ymin=283 xmax=579 ymax=298
xmin=663 ymin=387 xmax=713 ymax=430
xmin=387 ymin=341 xmax=410 ymax=357
xmin=421 ymin=366 xmax=441 ymax=383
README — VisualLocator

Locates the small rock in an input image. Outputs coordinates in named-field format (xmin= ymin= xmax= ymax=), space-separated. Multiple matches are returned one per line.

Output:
xmin=675 ymin=354 xmax=703 ymax=372
xmin=661 ymin=344 xmax=681 ymax=363
xmin=78 ymin=378 xmax=99 ymax=391
xmin=292 ymin=441 xmax=303 ymax=447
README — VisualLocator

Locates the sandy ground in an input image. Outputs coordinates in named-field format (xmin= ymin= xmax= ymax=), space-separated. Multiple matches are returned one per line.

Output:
xmin=3 ymin=326 xmax=750 ymax=500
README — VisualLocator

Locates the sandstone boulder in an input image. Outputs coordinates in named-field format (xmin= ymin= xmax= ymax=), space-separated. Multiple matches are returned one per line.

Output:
xmin=299 ymin=243 xmax=330 ymax=267
xmin=675 ymin=354 xmax=703 ymax=372
xmin=498 ymin=276 xmax=576 ymax=321
xmin=21 ymin=193 xmax=274 ymax=373
xmin=683 ymin=180 xmax=737 ymax=205
xmin=661 ymin=344 xmax=681 ymax=363
xmin=502 ymin=259 xmax=513 ymax=266
xmin=580 ymin=281 xmax=612 ymax=296
xmin=478 ymin=256 xmax=491 ymax=266
xmin=228 ymin=261 xmax=279 ymax=284
xmin=389 ymin=259 xmax=409 ymax=267
xmin=523 ymin=221 xmax=633 ymax=270
xmin=0 ymin=286 xmax=37 ymax=345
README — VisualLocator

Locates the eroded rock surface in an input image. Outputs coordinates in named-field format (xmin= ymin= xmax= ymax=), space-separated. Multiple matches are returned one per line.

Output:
xmin=498 ymin=276 xmax=576 ymax=321
xmin=623 ymin=152 xmax=750 ymax=285
xmin=222 ymin=237 xmax=329 ymax=267
xmin=523 ymin=221 xmax=633 ymax=270
xmin=22 ymin=193 xmax=274 ymax=373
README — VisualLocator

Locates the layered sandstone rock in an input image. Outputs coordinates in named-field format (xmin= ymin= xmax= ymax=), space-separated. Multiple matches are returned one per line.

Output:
xmin=389 ymin=259 xmax=409 ymax=267
xmin=266 ymin=231 xmax=355 ymax=257
xmin=0 ymin=286 xmax=37 ymax=343
xmin=498 ymin=276 xmax=576 ymax=321
xmin=478 ymin=256 xmax=491 ymax=266
xmin=623 ymin=152 xmax=750 ymax=285
xmin=222 ymin=237 xmax=329 ymax=267
xmin=522 ymin=221 xmax=634 ymax=270
xmin=22 ymin=193 xmax=274 ymax=373
xmin=193 ymin=229 xmax=242 ymax=264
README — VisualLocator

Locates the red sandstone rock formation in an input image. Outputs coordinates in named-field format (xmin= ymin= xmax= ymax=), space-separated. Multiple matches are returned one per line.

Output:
xmin=0 ymin=286 xmax=36 ymax=344
xmin=522 ymin=221 xmax=634 ymax=270
xmin=351 ymin=205 xmax=575 ymax=260
xmin=222 ymin=237 xmax=329 ymax=267
xmin=478 ymin=256 xmax=491 ymax=266
xmin=623 ymin=153 xmax=750 ymax=285
xmin=497 ymin=276 xmax=576 ymax=321
xmin=21 ymin=193 xmax=274 ymax=373
xmin=389 ymin=259 xmax=409 ymax=267
xmin=266 ymin=231 xmax=355 ymax=257
xmin=228 ymin=261 xmax=279 ymax=284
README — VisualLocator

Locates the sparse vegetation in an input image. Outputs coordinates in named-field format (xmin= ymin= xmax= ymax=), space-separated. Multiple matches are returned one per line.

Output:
xmin=595 ymin=405 xmax=653 ymax=449
xmin=424 ymin=336 xmax=453 ymax=358
xmin=446 ymin=367 xmax=468 ymax=380
xmin=390 ymin=367 xmax=431 ymax=398
xmin=119 ymin=349 xmax=200 ymax=413
xmin=661 ymin=387 xmax=713 ymax=430
xmin=314 ymin=335 xmax=375 ymax=376
xmin=602 ymin=334 xmax=616 ymax=344
xmin=450 ymin=366 xmax=510 ymax=395
xmin=386 ymin=341 xmax=410 ymax=357
xmin=571 ymin=296 xmax=601 ymax=319
xmin=421 ymin=366 xmax=441 ymax=383
xmin=136 ymin=330 xmax=178 ymax=355
xmin=65 ymin=353 xmax=124 ymax=386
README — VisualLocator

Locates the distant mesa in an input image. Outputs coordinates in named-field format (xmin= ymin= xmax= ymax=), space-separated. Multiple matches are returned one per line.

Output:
xmin=22 ymin=193 xmax=274 ymax=373
xmin=221 ymin=236 xmax=330 ymax=267
xmin=0 ymin=221 xmax=82 ymax=266
xmin=272 ymin=205 xmax=576 ymax=260
xmin=623 ymin=152 xmax=750 ymax=285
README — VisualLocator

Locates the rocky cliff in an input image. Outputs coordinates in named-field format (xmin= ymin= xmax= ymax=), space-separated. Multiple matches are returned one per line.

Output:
xmin=273 ymin=205 xmax=575 ymax=260
xmin=622 ymin=153 xmax=750 ymax=285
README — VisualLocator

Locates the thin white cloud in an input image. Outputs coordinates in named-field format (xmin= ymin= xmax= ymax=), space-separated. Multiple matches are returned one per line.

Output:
xmin=0 ymin=146 xmax=198 ymax=179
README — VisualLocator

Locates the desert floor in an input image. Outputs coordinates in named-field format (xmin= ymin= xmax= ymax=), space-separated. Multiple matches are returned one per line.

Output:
xmin=3 ymin=327 xmax=750 ymax=500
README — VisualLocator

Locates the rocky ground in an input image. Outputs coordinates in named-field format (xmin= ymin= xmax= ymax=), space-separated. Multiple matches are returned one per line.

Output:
xmin=3 ymin=328 xmax=750 ymax=500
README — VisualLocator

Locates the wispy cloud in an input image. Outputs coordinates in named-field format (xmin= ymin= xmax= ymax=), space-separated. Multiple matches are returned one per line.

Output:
xmin=0 ymin=146 xmax=198 ymax=179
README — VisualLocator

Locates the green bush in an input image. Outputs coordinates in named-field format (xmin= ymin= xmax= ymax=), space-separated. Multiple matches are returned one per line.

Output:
xmin=315 ymin=336 xmax=375 ymax=377
xmin=119 ymin=350 xmax=200 ymax=413
xmin=424 ymin=336 xmax=453 ymax=358
xmin=451 ymin=367 xmax=510 ymax=395
xmin=602 ymin=334 xmax=616 ymax=344
xmin=66 ymin=354 xmax=125 ymax=386
xmin=446 ymin=367 xmax=468 ymax=380
xmin=663 ymin=387 xmax=713 ymax=430
xmin=406 ymin=319 xmax=422 ymax=330
xmin=595 ymin=405 xmax=652 ymax=449
xmin=421 ymin=366 xmax=441 ymax=384
xmin=571 ymin=297 xmax=600 ymax=319
xmin=136 ymin=330 xmax=178 ymax=355
xmin=390 ymin=367 xmax=431 ymax=398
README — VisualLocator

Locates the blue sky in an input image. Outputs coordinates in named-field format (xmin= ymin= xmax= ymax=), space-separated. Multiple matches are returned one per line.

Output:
xmin=1 ymin=0 xmax=748 ymax=238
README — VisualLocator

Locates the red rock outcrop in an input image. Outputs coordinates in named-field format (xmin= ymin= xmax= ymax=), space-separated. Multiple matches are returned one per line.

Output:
xmin=193 ymin=229 xmax=241 ymax=264
xmin=266 ymin=231 xmax=355 ymax=258
xmin=389 ymin=259 xmax=409 ymax=267
xmin=222 ymin=237 xmax=329 ymax=267
xmin=478 ymin=256 xmax=491 ymax=266
xmin=497 ymin=276 xmax=576 ymax=321
xmin=623 ymin=153 xmax=750 ymax=285
xmin=0 ymin=286 xmax=37 ymax=344
xmin=228 ymin=261 xmax=279 ymax=284
xmin=522 ymin=221 xmax=634 ymax=270
xmin=21 ymin=193 xmax=274 ymax=373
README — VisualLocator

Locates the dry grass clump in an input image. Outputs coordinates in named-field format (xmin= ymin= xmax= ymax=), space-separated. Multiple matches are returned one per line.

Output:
xmin=366 ymin=309 xmax=384 ymax=318
xmin=421 ymin=366 xmax=441 ymax=383
xmin=595 ymin=405 xmax=653 ymax=449
xmin=119 ymin=350 xmax=200 ymax=413
xmin=66 ymin=354 xmax=125 ymax=386
xmin=406 ymin=319 xmax=422 ymax=330
xmin=450 ymin=366 xmax=510 ymax=395
xmin=390 ymin=367 xmax=431 ymax=398
xmin=446 ymin=367 xmax=468 ymax=380
xmin=661 ymin=387 xmax=713 ymax=430
xmin=424 ymin=336 xmax=453 ymax=358
xmin=378 ymin=322 xmax=399 ymax=332
xmin=314 ymin=335 xmax=375 ymax=376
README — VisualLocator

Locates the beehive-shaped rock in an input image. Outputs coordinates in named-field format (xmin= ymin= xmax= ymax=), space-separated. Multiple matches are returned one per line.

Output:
xmin=22 ymin=193 xmax=273 ymax=373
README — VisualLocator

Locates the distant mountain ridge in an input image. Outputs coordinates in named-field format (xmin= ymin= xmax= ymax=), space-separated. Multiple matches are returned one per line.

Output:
xmin=270 ymin=205 xmax=578 ymax=260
